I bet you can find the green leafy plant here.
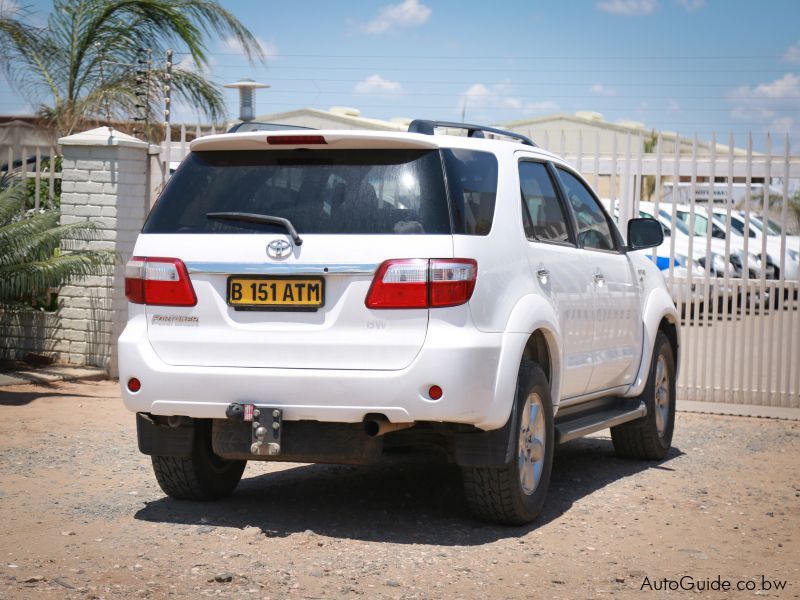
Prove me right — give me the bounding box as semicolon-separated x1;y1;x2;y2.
0;176;114;310
0;0;265;136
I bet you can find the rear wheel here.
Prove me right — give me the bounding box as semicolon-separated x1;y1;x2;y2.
611;331;675;460
151;420;246;500
461;362;554;525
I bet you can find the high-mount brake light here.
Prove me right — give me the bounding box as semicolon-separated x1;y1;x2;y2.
266;135;327;145
365;259;477;309
124;257;197;306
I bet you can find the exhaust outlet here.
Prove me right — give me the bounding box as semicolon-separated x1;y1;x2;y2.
363;416;414;437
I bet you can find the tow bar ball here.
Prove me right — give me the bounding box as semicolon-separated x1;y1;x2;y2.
226;402;283;457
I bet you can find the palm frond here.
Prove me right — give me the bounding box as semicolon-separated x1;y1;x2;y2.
0;182;28;225
0;250;115;305
0;219;105;266
0;180;115;308
2;0;264;135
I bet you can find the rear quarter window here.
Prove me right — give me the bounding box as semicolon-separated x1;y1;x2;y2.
442;149;498;236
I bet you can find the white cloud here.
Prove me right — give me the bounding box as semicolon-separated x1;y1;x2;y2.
675;0;705;11
176;55;215;76
221;36;277;60
590;83;617;97
365;0;431;34
525;101;560;113
769;117;795;136
353;74;403;94
731;73;800;101
596;0;658;16
729;73;800;123
458;82;558;116
783;41;800;64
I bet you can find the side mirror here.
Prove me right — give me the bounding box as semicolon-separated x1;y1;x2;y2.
627;218;664;251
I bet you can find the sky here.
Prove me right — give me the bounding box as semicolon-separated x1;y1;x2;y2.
1;0;799;151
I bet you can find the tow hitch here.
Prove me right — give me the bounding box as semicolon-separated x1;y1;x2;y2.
225;403;283;456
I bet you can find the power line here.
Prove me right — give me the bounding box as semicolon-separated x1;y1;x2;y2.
171;52;788;60
192;65;794;74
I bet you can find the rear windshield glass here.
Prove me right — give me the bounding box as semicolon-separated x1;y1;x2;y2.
442;149;498;235
143;149;451;235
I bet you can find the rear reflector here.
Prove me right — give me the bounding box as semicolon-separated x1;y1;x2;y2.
124;257;197;306
365;259;477;309
267;135;327;145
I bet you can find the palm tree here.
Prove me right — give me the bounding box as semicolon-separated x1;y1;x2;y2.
0;0;264;136
0;176;114;309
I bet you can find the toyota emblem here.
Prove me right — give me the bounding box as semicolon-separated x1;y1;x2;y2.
267;239;292;259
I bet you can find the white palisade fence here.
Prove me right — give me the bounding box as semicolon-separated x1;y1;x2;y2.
1;144;62;209
542;129;799;409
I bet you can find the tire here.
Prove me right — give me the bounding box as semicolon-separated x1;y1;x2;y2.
461;362;554;526
151;420;246;500
611;330;676;460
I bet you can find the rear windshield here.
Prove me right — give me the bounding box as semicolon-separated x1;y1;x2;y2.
143;149;451;235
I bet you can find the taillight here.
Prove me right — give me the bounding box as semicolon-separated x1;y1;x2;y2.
124;257;197;306
365;259;477;309
366;259;428;308
429;259;478;307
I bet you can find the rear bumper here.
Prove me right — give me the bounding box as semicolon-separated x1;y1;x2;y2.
118;313;513;430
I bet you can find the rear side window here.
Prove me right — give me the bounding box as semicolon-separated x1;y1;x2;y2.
519;161;571;244
442;149;498;235
144;150;451;235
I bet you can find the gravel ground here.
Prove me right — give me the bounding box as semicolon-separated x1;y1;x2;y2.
0;380;798;599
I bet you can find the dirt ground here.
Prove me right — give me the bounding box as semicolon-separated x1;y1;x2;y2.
0;380;798;599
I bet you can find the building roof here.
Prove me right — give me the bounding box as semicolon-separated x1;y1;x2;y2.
248;107;408;132
501;112;752;156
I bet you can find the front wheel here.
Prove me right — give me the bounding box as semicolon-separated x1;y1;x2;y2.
151;420;246;500
461;362;554;525
611;330;676;460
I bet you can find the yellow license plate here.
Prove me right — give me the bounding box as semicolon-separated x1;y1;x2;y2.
227;276;324;309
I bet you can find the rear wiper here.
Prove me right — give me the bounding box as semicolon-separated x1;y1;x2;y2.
206;212;303;246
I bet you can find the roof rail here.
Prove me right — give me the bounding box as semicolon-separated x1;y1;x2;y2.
408;119;536;147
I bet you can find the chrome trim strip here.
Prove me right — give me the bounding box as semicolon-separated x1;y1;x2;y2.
185;262;378;276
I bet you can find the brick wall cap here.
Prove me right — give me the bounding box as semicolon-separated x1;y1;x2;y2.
58;127;148;149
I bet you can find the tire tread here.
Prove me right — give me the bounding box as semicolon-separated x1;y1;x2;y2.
151;455;206;500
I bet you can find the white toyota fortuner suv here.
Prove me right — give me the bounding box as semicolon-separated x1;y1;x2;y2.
119;120;679;525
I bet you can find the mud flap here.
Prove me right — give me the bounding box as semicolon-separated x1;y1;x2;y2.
136;413;194;457
452;400;518;468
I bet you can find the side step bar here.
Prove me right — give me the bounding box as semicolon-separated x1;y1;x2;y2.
555;401;647;444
